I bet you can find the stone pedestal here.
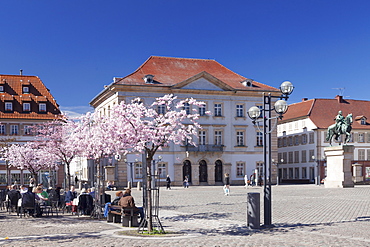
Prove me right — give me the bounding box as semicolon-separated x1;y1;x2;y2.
324;145;354;188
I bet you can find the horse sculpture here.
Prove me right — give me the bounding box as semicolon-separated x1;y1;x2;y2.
326;113;352;145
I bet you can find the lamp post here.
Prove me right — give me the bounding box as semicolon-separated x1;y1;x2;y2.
248;81;294;227
312;155;325;185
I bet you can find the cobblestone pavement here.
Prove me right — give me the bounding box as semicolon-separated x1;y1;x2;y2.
1;185;370;246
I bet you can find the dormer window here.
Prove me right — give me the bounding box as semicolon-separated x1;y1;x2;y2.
143;74;154;84
23;102;31;112
5;102;13;112
0;85;4;92
22;86;29;94
241;80;253;87
361;118;367;125
39;103;46;113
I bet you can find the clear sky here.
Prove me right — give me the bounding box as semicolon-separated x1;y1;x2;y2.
1;1;370;116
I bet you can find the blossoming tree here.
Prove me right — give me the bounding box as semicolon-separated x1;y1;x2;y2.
34;117;83;188
110;94;208;232
3;142;59;184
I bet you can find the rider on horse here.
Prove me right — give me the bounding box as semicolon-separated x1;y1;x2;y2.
334;111;345;138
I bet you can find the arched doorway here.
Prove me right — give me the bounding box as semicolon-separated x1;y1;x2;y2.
183;160;192;183
215;160;223;183
199;160;208;183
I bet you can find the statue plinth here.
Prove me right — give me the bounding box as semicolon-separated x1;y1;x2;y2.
324;145;354;188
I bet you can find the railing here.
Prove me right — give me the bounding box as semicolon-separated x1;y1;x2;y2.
184;144;224;152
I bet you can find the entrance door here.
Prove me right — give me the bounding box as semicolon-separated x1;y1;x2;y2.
199;160;208;182
183;160;192;183
215;160;223;182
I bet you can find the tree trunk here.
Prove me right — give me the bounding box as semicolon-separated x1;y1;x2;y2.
66;162;71;189
146;156;153;232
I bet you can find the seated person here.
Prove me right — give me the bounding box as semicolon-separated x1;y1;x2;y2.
111;191;123;205
106;181;115;191
118;189;144;222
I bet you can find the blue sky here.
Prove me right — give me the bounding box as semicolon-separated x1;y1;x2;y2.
1;1;370;116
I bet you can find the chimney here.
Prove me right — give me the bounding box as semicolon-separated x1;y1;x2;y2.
302;98;308;102
20;69;23;76
335;95;343;103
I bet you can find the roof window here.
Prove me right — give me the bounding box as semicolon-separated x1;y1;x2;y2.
143;74;154;84
241;80;253;87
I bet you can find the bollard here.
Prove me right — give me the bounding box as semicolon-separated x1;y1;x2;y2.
127;181;132;189
247;192;260;229
137;181;141;191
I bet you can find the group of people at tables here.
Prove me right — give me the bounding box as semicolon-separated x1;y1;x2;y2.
5;184;144;222
6;184;58;217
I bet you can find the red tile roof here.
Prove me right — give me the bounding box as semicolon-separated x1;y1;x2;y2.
115;56;279;92
282;96;370;129
0;75;61;120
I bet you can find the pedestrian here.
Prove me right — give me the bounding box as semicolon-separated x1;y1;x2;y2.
244;174;249;188
183;176;189;188
224;173;230;196
166;175;171;190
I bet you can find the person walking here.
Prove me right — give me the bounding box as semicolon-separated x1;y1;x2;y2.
183;176;189;188
166;175;171;190
224;173;230;196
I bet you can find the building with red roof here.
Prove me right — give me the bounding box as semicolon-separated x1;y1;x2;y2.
0;72;63;189
278;95;370;184
90;56;282;187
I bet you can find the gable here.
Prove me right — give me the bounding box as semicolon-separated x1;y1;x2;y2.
182;78;224;91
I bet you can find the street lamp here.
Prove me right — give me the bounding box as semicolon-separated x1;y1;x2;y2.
312;155;325;185
247;81;294;227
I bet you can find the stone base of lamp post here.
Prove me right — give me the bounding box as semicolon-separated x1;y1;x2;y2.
324;145;354;188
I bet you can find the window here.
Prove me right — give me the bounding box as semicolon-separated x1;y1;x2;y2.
22;86;29;93
236;162;245;177
294;135;299;145
183;102;190;114
288;152;293;163
282;153;287;164
5;102;12;112
294;151;299;163
301;134;307;144
215;131;222;145
199;130;206;145
10;173;20;184
23;102;31;112
39;103;46;112
309;132;314;143
309;150;315;162
10;125;18;135
157;105;166;115
367;150;370;161
135;163;143;179
214;104;222;117
361;118;366;125
288;136;293;146
278;138;282;148
0;85;4;92
256;162;264;177
295;167;299;179
358;149;365;160
256;132;263;146
0;173;6;184
198;106;206;116
302;167;307;178
283;137;287;147
301;150;307;163
24;125;32;135
157;163;166;179
359;133;365;143
0;125;5;135
289;168;293;179
236;131;244;146
236;104;244;117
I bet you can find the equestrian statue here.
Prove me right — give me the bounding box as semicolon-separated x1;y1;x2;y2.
326;111;353;145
